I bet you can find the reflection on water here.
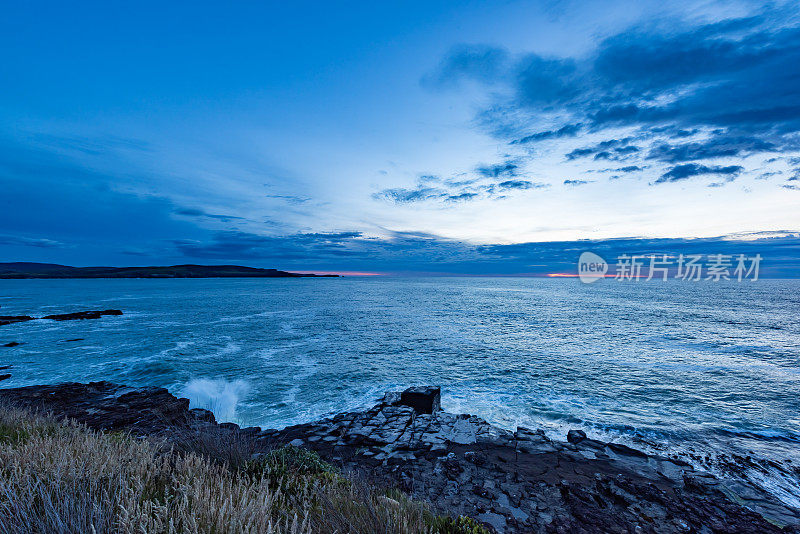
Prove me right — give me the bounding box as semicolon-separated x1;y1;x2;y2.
1;277;799;504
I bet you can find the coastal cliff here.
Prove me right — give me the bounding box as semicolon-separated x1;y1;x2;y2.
0;263;338;278
1;382;798;533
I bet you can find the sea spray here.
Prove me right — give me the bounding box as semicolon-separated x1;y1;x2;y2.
181;378;250;422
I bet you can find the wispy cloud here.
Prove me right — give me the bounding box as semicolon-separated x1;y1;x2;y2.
373;166;548;205
174;208;245;222
0;234;63;248
656;164;743;183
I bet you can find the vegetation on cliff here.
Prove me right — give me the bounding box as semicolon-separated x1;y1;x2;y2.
0;406;486;533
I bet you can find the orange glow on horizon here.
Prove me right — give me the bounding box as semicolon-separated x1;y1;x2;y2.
290;271;386;276
546;273;620;278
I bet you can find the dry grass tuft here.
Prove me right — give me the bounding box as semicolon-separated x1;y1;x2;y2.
0;407;488;533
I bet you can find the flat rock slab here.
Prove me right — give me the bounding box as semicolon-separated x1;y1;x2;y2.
0;310;123;325
1;382;798;534
42;310;123;321
0;316;34;326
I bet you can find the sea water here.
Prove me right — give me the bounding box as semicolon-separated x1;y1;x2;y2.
1;277;799;505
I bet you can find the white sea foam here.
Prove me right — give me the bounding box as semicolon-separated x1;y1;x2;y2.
215;311;282;323
194;341;242;360
181;378;250;422
256;342;306;361
281;354;318;406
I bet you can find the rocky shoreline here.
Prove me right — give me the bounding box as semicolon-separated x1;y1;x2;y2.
0;382;798;533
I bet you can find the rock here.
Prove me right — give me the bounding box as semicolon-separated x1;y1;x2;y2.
42;310;123;321
397;386;441;414
2;342;21;347
567;429;587;444
0;382;195;435
477;511;507;532
1;310;123;325
61;338;84;343
189;408;216;423
608;442;649;458
0;382;798;534
0;316;34;326
0;374;10;382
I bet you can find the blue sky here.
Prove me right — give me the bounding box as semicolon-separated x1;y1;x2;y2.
1;0;799;275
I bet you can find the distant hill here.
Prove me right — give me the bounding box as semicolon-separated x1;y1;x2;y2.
0;263;338;279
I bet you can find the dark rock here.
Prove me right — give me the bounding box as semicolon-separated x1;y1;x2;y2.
0;374;10;382
608;442;649;458
397;385;441;414
0;382;194;435
61;338;85;342
0;382;798;534
567;429;587;444
0;316;34;326
2;342;21;347
42;310;123;321
190;408;216;423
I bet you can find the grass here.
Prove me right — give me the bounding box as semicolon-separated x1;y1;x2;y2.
0;407;490;533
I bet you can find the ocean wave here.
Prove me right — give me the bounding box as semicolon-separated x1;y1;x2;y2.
181;378;250;423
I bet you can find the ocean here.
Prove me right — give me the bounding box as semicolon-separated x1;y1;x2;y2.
1;277;799;506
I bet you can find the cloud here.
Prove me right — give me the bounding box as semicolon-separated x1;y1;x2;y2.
427;7;800;184
497;180;542;190
32;133;151;156
647;137;777;163
656;163;744;183
0;234;63;248
173;230;369;260
566;138;639;161
444;192;480;202
172;229;481;270
170;228;800;277
0;137;220;264
511;123;582;144
264;194;311;204
174;208;245;222
373;186;453;204
476;161;519;178
423;44;509;88
565;148;595;160
374;159;549;204
564;179;590;186
474;231;800;278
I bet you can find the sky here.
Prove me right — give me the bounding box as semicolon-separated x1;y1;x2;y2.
1;0;799;275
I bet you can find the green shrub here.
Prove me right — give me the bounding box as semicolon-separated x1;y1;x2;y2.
255;445;338;477
426;514;493;534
